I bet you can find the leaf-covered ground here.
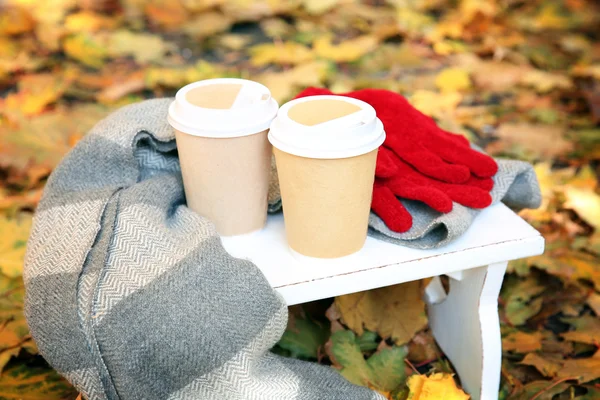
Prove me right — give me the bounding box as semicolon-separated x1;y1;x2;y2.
1;0;599;399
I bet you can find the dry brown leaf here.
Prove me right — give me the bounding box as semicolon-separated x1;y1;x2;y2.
560;316;600;345
520;352;562;377
586;292;600;316
492;123;573;159
502;331;544;353
335;281;428;345
0;7;35;36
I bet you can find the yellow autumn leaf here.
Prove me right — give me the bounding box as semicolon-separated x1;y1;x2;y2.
63;33;107;69
0;214;32;278
571;64;600;80
183;11;233;39
313;35;379;63
435;68;471;92
302;0;339;15
250;42;314;66
254;61;329;103
520;70;573;93
409;90;462;118
107;30;173;64
407;373;470;400
64;11;118;33
563;187;600;229
0;6;35;36
1;72;73;117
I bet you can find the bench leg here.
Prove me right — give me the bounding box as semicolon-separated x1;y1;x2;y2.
424;262;508;400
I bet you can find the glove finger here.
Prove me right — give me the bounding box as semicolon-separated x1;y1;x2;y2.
398;146;470;184
467;175;494;191
375;147;398;178
445;185;493;209
386;178;453;213
432;141;498;178
372;184;413;233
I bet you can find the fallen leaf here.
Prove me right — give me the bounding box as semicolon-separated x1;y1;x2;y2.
563;186;600;229
560;316;600;345
328;330;408;393
506;380;571;400
250;41;314;66
520;70;573;93
435;68;471;93
183;11;233;39
0;214;32;278
0;273;36;372
492;123;572;159
528;250;600;291
502;331;543;353
276;315;329;359
1;72;73;118
409;90;462;118
302;0;339;15
107;30;174;64
0;7;35;36
64;11;119;33
586;292;600;316
559;357;600;383
407;330;442;364
406;373;469;400
520;352;562;377
500;275;545;325
63;33;108;69
0;104;112;170
313;35;379;63
144;1;188;30
571;64;600;80
0;362;77;399
254;61;329;103
335;281;428;346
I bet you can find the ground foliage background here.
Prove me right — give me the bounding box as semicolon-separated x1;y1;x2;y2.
0;0;599;399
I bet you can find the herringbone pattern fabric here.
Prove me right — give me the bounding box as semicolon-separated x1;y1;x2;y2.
24;99;384;400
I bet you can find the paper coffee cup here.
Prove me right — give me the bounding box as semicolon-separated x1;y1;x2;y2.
168;78;278;236
268;95;385;258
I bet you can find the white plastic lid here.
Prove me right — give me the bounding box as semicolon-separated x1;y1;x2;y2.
268;95;385;159
168;78;279;138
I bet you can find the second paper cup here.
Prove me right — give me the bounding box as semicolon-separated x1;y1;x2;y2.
269;95;385;259
168;78;278;236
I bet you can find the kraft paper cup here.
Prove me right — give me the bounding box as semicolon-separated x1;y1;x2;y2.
168;78;278;236
269;95;385;259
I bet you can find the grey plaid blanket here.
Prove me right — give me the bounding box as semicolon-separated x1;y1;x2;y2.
24;99;384;400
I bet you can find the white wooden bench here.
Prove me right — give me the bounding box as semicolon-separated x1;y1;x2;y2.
221;203;545;400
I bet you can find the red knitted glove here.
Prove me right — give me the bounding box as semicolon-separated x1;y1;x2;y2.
294;87;497;233
372;147;493;232
295;87;498;183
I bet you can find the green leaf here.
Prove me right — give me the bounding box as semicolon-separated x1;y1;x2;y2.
357;330;379;352
329;330;408;392
276;317;329;359
0;362;77;399
367;346;408;392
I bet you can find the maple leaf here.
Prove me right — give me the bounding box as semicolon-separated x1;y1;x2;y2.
335;281;428;346
327;330;408;393
313;35;379;63
406;373;469;400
